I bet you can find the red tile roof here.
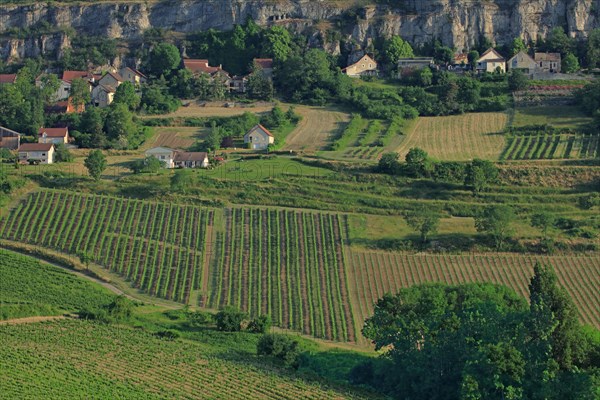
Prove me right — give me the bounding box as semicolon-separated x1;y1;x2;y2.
18;143;54;152
247;124;274;138
174;151;208;162
254;58;273;69
183;59;224;75
0;74;17;84
39;127;69;137
62;71;91;83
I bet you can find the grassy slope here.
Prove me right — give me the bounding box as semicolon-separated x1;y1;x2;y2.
0;249;114;320
512;105;593;130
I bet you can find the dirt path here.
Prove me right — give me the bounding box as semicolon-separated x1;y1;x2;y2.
0;315;68;326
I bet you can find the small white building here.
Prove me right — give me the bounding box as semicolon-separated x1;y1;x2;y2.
244;124;275;150
18;143;55;164
145;147;209;169
477;48;506;73
38;127;69;145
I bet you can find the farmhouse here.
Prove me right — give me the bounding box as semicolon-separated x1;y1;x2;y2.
0;74;17;84
38;127;69;145
477;48;506;73
342;55;378;77
119;67;147;86
244;124;275;150
18;143;55;164
184;59;232;90
535;52;561;73
92;71;124;107
145;147;209;169
253;58;274;79
0;126;21;150
508;51;538;78
38;71;95;101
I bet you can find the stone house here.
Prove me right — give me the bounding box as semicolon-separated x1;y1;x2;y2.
477;48;506;73
244;124;275;150
18;143;55;164
507;51;538;78
92;71;124;107
343;55;378;78
119;67;147;86
535;53;561;73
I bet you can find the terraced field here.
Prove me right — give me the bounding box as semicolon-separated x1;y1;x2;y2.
347;250;600;339
396;112;508;161
0;320;370;400
208;208;355;342
0;191;213;304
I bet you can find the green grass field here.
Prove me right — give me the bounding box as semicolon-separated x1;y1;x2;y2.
0;250;114;320
513;106;594;130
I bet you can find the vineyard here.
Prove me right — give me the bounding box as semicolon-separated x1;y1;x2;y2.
207;208;355;342
501;127;599;160
0;190;213;305
0;250;113;320
0;320;371;399
347;250;600;339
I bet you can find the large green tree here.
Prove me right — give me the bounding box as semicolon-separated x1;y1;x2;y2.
146;43;181;78
113;81;140;111
475;205;515;250
84;150;107;181
383;36;414;65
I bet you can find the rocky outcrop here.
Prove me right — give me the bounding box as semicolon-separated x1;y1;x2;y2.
0;0;599;61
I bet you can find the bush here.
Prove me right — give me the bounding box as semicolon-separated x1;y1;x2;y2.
215;306;247;332
257;334;301;368
578;193;600;210
247;314;272;334
155;330;181;340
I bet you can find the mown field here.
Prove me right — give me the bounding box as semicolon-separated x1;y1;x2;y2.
207;208;355;342
513;105;593;130
347;250;600;340
0;320;370;400
0;191;214;304
0;250;114;320
283;106;350;152
396;112;508;161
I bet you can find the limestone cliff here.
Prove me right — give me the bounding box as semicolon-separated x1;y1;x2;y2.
1;0;599;61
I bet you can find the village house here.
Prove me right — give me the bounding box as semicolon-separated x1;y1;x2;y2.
0;126;21;150
476;48;506;73
184;59;232;91
342;54;378;78
244;124;275;150
0;74;17;85
38;127;69;145
145;147;209;169
535;52;561;73
92;71;124;107
253;58;274;79
45;98;86;114
118;67;147;86
36;71;95;102
507;51;538;78
18;143;55;164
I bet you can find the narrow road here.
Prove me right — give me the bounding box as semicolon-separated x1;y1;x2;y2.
0;315;67;326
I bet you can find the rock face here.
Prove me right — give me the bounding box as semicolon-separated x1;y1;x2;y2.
1;0;599;61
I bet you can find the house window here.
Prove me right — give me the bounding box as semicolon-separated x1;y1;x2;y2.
369;64;372;68
42;153;46;156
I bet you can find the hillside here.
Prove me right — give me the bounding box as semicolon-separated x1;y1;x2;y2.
1;0;599;61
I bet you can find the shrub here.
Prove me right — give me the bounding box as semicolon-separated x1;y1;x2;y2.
215;306;247;332
247;314;272;334
257;334;301;368
155;330;181;340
